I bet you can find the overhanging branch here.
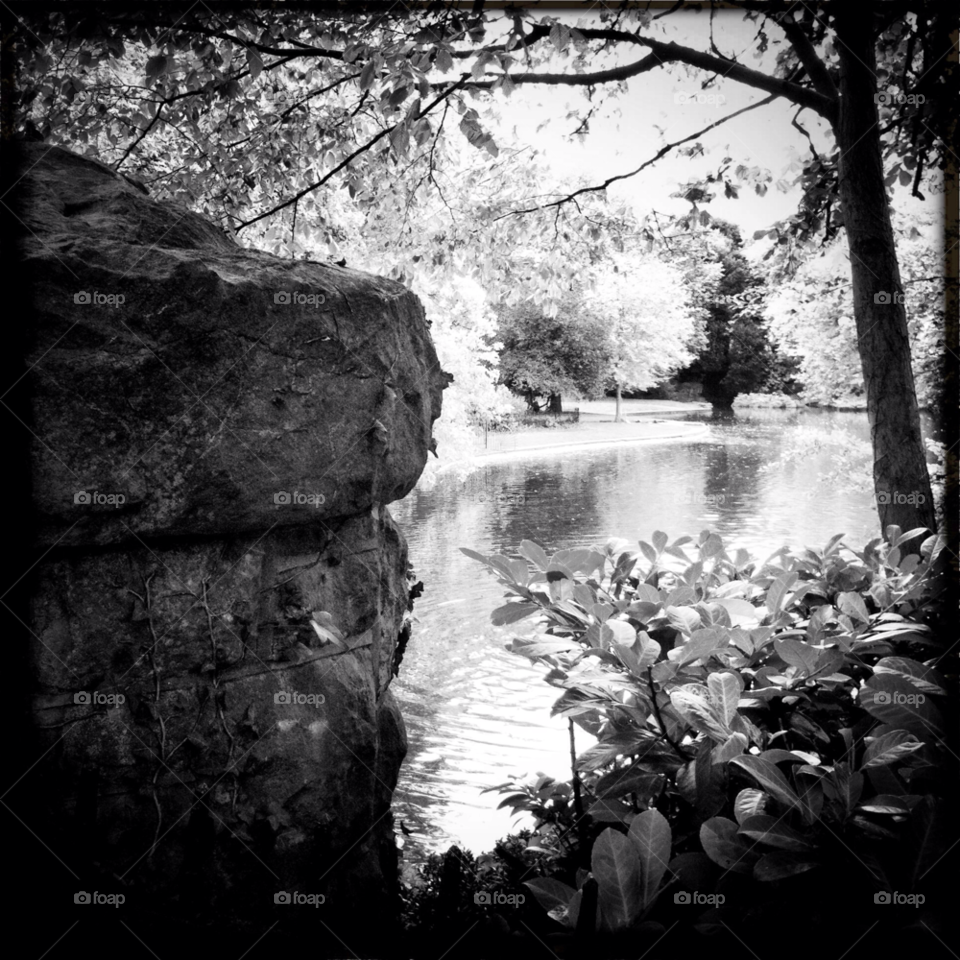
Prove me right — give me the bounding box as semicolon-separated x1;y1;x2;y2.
493;93;779;221
235;75;469;231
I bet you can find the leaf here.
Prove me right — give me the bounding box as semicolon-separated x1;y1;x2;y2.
145;54;168;81
836;591;870;623
753;853;819;881
766;571;799;615
730;755;804;812
614;631;661;677
595;766;662;801
524;877;577;914
700;817;757;874
666;605;701;637
505;636;581;659
713;598;761;626
601;620;636;647
860;675;944;736
737;815;816;852
490;602;539;626
519;539;550;571
873;657;946;695
775;638;822;676
712;733;748;765
629;808;672;909
920;533;945;560
591;828;643;930
434;46;454;74
670;685;728;740
460;546;491;566
861;729;924;769
634;583;661;604
857;795;911;814
588;798;636;824
246;48;263;80
652;530;669;554
639;541;658;565
734;788;767;825
891;526;929;549
707;672;742;725
675;627;724;665
553;548;605;576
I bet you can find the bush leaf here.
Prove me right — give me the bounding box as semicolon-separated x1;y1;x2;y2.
591;828;643;930
730;755;804;811
629;807;672;909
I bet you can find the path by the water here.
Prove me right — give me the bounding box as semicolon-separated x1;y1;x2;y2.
475;399;711;457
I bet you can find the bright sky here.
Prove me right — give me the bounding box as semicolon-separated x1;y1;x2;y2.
486;8;836;237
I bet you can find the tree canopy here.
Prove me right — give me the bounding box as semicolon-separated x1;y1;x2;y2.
5;0;956;539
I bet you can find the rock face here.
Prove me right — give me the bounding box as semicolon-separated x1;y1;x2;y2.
15;144;447;940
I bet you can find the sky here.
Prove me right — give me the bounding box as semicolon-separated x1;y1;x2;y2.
485;7;836;237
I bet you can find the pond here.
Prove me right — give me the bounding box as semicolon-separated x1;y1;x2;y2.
387;408;905;861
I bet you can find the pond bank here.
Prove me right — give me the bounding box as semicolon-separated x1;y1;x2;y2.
475;418;709;458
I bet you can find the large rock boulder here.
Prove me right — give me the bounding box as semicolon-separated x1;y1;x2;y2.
14;143;447;945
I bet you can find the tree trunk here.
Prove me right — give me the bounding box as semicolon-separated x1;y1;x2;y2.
833;11;936;537
547;393;563;415
615;380;623;422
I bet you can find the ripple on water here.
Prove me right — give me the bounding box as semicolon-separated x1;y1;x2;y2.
390;410;883;856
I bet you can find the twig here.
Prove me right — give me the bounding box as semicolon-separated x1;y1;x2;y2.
494;93;778;221
647;667;691;760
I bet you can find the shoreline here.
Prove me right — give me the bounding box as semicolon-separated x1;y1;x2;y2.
473;419;710;460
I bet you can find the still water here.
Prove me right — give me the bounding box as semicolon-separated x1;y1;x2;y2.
388;408;884;859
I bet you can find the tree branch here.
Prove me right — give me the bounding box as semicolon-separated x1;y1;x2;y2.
774;10;839;105
462;25;836;120
235;76;468;231
444;50;667;89
494;92;779;221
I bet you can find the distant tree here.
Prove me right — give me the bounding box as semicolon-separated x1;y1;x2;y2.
587;253;697;421
496;292;609;414
693;245;801;404
766;204;943;409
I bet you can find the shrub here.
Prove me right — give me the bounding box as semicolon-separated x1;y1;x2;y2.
464;527;956;954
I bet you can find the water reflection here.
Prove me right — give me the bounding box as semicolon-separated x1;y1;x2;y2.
389;409;883;859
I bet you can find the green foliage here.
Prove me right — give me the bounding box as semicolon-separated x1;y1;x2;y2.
657;220;801;403
399;834;550;933
496;291;610;412
464;526;955;941
588;252;698;400
765;204;944;408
